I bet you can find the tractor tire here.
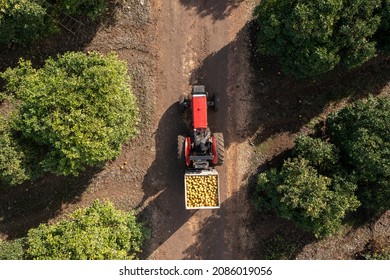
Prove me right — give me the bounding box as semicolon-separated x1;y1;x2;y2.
214;132;225;165
213;94;220;112
179;94;187;113
178;135;186;163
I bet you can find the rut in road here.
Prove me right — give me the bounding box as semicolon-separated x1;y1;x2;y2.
143;0;256;259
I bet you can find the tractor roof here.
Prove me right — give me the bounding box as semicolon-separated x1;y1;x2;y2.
192;94;208;129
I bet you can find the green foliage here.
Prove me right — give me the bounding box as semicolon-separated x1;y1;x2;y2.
254;96;389;238
294;135;339;172
254;0;382;77
0;0;110;44
0;0;54;44
0;238;26;260
338;0;381;68
376;0;390;52
54;0;108;20
0;58;35;99
0;118;30;186
361;250;390;260
381;0;390;31
2;52;139;177
0;92;6;102
326;96;390;210
26;200;146;260
255;157;360;238
261;234;298;260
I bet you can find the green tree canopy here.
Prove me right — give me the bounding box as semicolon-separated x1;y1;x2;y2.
0;0;54;44
0;118;30;186
26;200;146;260
1;51;138;177
375;0;390;52
326;96;390;210
53;0;108;20
293;135;339;173
255;157;360;238
254;96;389;238
0;0;110;44
0;239;25;260
254;0;383;77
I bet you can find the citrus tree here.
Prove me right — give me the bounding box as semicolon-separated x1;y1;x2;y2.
254;96;389;238
0;118;30;186
255;157;360;238
0;239;25;260
1;51;138;177
293;135;339;173
376;0;390;52
254;0;383;77
327;96;390;210
0;0;54;44
26;200;146;260
53;0;108;20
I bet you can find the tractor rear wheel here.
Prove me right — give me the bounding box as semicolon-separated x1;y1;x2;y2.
214;132;225;165
178;135;186;163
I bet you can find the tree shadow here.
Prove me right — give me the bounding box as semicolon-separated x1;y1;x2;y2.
248;20;390;146
137;103;196;258
0;167;102;239
179;0;244;21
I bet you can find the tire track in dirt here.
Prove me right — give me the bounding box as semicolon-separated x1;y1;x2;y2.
146;0;256;259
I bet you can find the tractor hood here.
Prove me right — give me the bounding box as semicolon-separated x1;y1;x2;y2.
192;94;208;129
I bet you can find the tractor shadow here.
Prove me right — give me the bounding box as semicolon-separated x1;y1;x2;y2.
179;0;244;21
138;103;196;258
187;33;231;150
247;20;390;146
0;167;101;239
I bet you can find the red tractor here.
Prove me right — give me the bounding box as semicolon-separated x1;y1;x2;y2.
178;85;225;169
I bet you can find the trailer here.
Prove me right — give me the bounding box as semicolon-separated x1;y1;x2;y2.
184;169;220;209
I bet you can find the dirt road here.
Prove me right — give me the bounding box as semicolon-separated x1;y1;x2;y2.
140;0;256;259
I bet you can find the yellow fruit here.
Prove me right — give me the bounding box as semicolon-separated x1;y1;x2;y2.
185;175;218;208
